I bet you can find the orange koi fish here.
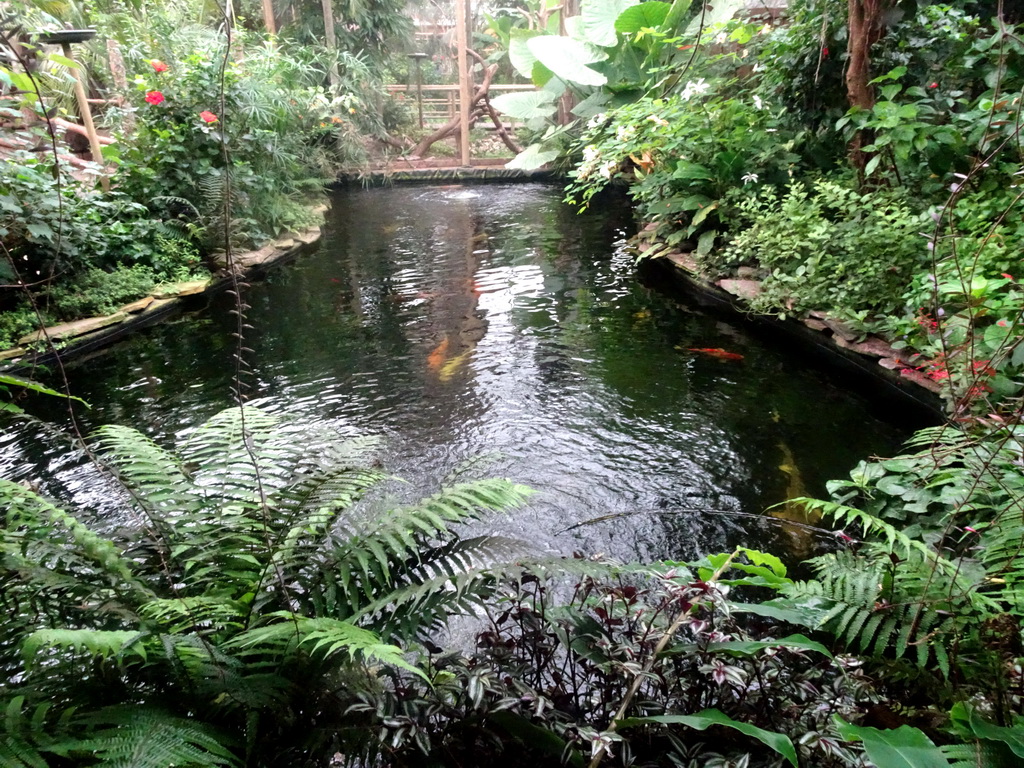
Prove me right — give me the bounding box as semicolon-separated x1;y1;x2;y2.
427;336;450;371
684;347;744;361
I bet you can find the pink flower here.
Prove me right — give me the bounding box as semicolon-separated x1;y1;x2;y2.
822;47;829;57
199;111;218;123
929;82;939;89
1001;273;1015;281
151;60;169;73
144;90;165;105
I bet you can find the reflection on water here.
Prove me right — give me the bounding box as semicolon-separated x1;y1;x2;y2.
1;184;912;562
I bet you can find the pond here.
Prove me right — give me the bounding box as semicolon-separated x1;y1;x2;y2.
2;183;916;563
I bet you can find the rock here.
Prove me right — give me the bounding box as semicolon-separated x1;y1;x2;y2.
802;317;828;332
121;296;154;314
717;278;763;301
899;367;944;393
140;298;175;316
273;237;298;250
735;266;759;279
0;346;25;361
667;252;699;273
835;336;896;358
151;280;210;298
878;357;902;370
297;227;321;245
808;309;829;320
234;245;276;269
823;316;860;342
19;312;128;345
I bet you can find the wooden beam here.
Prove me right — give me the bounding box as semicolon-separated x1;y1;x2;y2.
455;0;471;166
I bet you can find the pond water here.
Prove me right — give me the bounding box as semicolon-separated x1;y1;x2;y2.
2;183;916;563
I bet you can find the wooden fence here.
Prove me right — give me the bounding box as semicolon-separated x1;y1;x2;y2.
385;83;536;128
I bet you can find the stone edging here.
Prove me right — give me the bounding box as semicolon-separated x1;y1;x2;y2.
641;241;945;417
335;167;557;186
0;218;326;374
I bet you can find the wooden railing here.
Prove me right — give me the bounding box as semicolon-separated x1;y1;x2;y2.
385;83;535;127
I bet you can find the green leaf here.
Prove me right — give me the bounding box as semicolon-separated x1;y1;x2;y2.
700;633;833;658
619;710;798;767
616;1;671;34
836;719;947;768
683;0;744;38
581;0;639;47
696;229;716;257
527;36;608;87
571;90;611;118
490;90;558;120
506;143;560;170
509;29;544;80
0;374;89;407
45;53;80;69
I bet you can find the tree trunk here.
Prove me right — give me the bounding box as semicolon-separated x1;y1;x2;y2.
321;0;340;87
845;0;886;175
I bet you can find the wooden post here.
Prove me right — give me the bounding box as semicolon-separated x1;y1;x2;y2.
321;0;340;86
262;0;277;34
61;42;108;190
455;0;471;166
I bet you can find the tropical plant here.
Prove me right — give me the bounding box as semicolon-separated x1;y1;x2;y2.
355;547;874;767
721;178;930;320
0;406;535;766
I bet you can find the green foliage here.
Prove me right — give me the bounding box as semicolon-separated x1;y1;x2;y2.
565;88;801;252
45;265;158;320
722;179;930;319
0;406;536;765
357;550;871;767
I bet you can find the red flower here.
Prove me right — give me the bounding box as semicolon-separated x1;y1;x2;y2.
199;110;219;123
151;60;169;73
822;47;829;57
1001;272;1014;281
144;90;165;105
929;82;939;89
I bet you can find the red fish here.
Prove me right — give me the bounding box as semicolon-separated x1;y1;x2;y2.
684;347;744;361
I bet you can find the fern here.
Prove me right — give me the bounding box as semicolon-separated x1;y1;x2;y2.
784;550;957;675
75;707;238;767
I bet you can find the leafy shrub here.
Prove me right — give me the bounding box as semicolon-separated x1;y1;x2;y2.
46;265;158;320
358;548;871;767
722;179;930;319
0;152;169;279
565;89;803;256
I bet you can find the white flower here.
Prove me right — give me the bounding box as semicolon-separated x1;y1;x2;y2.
752;94;764;110
742;172;759;184
646;114;669;126
615;124;636;142
680;77;710;101
714;31;728;44
598;160;618;179
582;144;600;162
587;112;607;129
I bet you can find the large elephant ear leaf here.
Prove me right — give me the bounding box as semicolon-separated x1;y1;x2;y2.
615;1;670;34
509;29;544;79
527;36;608;87
506;143;560;171
581;0;639;47
490;90;558;121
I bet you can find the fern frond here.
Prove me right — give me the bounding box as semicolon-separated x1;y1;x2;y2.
0;478;152;607
224;613;427;680
791;497;958;574
75;707;238;768
93;424;202;516
23;629;149;666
